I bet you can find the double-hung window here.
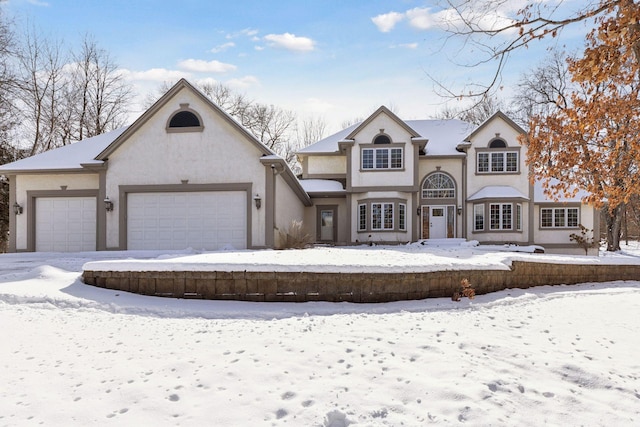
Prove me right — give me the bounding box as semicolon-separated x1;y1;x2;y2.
474;204;485;231
541;207;579;228
362;148;403;170
358;204;367;231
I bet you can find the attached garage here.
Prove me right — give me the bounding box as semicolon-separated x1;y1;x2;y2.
35;197;97;252
126;191;247;250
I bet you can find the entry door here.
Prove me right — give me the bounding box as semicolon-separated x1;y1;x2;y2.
429;206;447;239
317;206;337;242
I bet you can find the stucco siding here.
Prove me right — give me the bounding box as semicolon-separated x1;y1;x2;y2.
14;174;99;250
305;155;346;177
103;87;268;249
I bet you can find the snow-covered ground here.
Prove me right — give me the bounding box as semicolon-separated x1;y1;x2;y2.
1;243;639;426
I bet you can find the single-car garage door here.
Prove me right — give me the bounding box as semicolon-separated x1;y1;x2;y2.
35;197;97;252
127;191;247;250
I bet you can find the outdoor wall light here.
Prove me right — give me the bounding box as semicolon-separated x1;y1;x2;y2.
416;207;421;216
104;197;114;212
254;194;262;209
457;206;462;215
13;202;23;215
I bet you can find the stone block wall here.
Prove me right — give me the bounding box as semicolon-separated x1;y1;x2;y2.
81;261;640;303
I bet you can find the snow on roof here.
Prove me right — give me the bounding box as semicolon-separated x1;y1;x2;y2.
297;119;474;156
0;127;127;172
299;179;345;194
534;178;590;203
468;186;530;201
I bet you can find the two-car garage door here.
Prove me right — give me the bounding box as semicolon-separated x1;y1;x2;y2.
127;191;247;251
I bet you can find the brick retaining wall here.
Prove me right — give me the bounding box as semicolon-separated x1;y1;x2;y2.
81;261;640;303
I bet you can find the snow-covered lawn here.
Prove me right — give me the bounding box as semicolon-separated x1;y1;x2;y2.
1;244;639;426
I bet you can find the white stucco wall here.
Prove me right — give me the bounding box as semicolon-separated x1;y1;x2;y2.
533;204;596;246
274;175;306;248
103;87;268;248
13;173;99;250
350;115;415;188
351;191;414;244
466;116;530;198
304;155;346;177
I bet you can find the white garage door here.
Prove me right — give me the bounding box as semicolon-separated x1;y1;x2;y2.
127;191;247;250
35;197;97;252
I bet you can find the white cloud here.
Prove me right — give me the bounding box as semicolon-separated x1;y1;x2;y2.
406;7;435;30
304;97;334;114
121;68;188;82
226;28;259;39
177;59;237;73
264;33;315;52
393;43;419;49
226;76;259;89
210;42;235;53
372;3;518;34
371;11;405;33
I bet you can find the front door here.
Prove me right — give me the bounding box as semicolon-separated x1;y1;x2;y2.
421;205;455;239
317;205;337;242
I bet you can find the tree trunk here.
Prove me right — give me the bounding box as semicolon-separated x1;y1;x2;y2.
605;203;624;251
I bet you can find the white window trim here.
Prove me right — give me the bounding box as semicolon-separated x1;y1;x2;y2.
473;204;485;231
490;203;513;230
477;151;519;173
358;204;367;231
399;203;406;231
362;147;403;170
371;202;395;231
541;207;580;228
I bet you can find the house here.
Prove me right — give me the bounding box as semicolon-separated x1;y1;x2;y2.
296;106;598;254
0;79;598;254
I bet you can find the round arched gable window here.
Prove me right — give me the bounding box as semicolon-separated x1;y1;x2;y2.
166;104;204;133
489;138;507;148
373;134;391;144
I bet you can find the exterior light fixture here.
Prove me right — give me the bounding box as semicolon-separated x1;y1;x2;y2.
253;194;262;209
104;197;114;212
13;202;23;215
416;207;421;216
457;206;462;215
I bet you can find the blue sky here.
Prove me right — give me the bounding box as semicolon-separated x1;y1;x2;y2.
4;0;591;132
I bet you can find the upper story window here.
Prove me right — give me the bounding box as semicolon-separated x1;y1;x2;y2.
362;147;403;170
477;138;519;173
166;104;204;133
422;172;455;198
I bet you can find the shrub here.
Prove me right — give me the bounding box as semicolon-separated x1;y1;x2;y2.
570;224;597;255
278;219;312;249
452;278;475;301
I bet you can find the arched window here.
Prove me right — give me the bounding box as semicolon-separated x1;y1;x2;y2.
166;104;204;132
169;111;201;127
374;135;391;144
422;172;455;198
489;138;507;148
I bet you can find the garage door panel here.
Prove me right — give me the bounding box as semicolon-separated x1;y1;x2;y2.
127;191;247;251
36;197;96;252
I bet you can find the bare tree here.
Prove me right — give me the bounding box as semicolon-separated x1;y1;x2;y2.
0;6;18;252
433;0;640;98
434;94;504;125
15;27;68;155
70;35;132;140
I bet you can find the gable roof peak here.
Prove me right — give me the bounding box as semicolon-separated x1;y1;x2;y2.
464;110;526;142
346;105;420;140
95;78;274;160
